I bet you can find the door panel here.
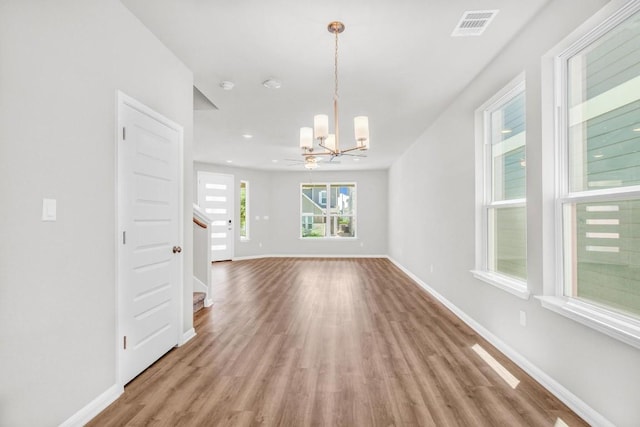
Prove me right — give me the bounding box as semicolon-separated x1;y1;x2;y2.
118;94;182;385
197;172;234;261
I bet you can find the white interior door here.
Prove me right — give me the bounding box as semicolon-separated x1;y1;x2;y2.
197;172;234;261
118;93;182;385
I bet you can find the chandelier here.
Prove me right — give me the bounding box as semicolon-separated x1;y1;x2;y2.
299;21;370;169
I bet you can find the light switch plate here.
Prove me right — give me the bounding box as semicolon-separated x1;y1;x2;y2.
42;198;57;221
519;310;527;327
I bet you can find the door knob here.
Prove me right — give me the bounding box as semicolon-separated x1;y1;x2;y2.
172;246;182;254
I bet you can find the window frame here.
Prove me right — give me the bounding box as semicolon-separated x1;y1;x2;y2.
239;180;249;241
538;0;640;350
472;74;530;299
300;182;357;240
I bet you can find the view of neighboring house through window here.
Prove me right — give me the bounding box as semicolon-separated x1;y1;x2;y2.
301;183;356;238
473;75;527;296
240;180;248;240
559;8;640;318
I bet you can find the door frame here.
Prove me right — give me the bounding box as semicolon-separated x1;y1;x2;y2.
115;91;184;387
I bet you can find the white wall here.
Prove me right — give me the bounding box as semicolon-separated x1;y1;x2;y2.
194;164;388;257
270;170;388;256
0;1;193;426
388;1;640;426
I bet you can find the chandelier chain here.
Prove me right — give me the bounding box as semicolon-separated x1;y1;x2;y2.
334;28;339;100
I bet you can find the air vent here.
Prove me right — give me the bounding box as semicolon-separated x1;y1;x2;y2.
451;10;499;37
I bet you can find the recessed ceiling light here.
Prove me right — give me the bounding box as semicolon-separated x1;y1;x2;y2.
271;159;278;163
593;153;604;158
353;158;360;162
633;127;640;132
262;79;282;89
220;81;235;90
501;129;512;134
242;134;253;139
226;160;233;163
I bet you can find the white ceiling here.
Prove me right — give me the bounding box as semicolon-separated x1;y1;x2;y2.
122;0;550;171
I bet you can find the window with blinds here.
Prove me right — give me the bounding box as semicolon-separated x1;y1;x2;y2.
561;9;640;318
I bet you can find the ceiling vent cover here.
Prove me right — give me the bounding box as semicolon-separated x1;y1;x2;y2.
451;10;499;37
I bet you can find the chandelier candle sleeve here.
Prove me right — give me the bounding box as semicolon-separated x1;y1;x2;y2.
314;115;329;140
300;127;313;149
354;116;369;144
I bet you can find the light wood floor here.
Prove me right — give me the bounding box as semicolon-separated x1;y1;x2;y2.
89;258;587;426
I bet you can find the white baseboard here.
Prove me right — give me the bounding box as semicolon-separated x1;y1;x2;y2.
179;328;196;346
387;256;614;427
204;298;213;307
59;384;122;427
232;253;387;261
232;254;265;261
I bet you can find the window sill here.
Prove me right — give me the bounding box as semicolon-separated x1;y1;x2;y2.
471;270;530;300
536;296;640;350
299;237;358;241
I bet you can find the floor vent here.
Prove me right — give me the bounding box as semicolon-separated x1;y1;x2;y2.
451;10;499;37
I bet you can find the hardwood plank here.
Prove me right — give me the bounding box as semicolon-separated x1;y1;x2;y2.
88;258;588;426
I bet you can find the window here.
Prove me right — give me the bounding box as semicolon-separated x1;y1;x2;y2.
540;2;640;349
301;183;356;238
240;180;248;240
473;75;529;298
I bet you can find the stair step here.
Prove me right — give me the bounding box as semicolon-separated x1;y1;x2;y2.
193;292;206;313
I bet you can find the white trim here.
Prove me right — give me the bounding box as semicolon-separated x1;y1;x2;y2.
489;198;526;208
537;296;640;350
561;187;640;203
193;276;207;293
471;270;530;299
179;328;196;346
388;257;614;427
300;182;357;239
473;73;528;298
193;276;212;307
542;0;640;348
232;254;387;261
59;384;123;427
297;237;359;241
